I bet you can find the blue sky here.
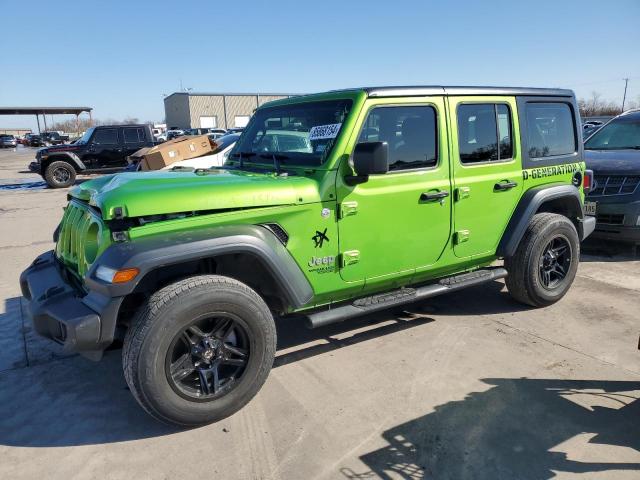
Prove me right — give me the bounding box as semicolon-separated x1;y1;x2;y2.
1;0;639;129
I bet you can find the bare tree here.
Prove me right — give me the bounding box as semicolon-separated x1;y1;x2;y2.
50;116;153;134
578;91;623;117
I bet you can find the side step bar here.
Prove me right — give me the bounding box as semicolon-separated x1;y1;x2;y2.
306;267;508;329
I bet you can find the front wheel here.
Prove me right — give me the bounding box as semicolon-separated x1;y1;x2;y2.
505;213;580;307
123;275;276;427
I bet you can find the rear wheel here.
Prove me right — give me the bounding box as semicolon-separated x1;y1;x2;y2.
505;213;580;307
44;160;76;188
123;275;276;427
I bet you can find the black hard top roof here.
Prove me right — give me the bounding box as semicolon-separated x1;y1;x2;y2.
354;86;574;98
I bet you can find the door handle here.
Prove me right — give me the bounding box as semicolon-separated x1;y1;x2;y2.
420;190;449;201
494;180;518;191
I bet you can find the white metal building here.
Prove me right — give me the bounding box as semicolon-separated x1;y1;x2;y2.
163;92;297;130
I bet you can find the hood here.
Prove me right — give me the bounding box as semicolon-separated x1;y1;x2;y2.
585;149;640;175
70;169;321;220
39;144;81;154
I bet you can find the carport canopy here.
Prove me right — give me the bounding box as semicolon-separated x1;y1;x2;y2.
0;106;93;134
0;107;92;115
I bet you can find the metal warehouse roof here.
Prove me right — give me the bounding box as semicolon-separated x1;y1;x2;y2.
164;92;298;99
0;106;93;115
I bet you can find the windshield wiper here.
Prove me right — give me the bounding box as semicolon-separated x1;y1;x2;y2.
230;151;256;169
259;153;289;175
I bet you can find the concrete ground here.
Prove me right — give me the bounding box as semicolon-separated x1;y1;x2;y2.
0;146;638;480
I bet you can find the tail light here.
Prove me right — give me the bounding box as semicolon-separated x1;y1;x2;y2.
583;169;593;194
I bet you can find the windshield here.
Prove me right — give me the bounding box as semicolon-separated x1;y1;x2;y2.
76;127;95;145
228;99;353;167
585;114;640;150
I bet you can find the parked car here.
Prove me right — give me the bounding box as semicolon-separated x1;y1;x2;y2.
166;129;185;141
0;134;18;148
29;124;156;188
184;128;212;136
20;86;595;427
583;125;602;140
25;133;44;147
162;133;240;170
41;131;66;145
583;120;604;129
584;109;640;243
225;127;244;134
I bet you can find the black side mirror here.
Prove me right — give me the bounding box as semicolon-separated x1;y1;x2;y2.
346;141;388;185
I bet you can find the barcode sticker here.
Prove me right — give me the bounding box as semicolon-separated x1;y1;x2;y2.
309;123;342;140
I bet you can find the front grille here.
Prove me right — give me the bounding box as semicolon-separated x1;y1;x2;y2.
596;213;625;225
590;175;640;196
55;200;106;277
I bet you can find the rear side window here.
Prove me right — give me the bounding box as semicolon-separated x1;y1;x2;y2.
359;105;437;171
123;127;146;143
457;104;512;164
92;128;118;145
525;103;575;158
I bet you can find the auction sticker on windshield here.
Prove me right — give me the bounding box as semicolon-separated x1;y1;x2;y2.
309;123;342;140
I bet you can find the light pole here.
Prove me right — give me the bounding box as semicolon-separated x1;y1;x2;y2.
622;78;629;112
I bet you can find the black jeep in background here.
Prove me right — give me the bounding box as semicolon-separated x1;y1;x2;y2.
30;124;155;188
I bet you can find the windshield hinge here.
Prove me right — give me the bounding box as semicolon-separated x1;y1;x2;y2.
338;201;358;219
341;250;360;267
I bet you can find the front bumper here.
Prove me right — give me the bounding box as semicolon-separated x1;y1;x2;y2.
29;161;41;173
591;200;640;243
19;251;122;360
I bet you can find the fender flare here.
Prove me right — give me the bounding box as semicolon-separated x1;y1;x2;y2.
43;152;86;170
85;224;314;309
497;184;586;258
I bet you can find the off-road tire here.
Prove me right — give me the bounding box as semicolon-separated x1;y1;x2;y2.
505;213;579;307
44;160;76;188
123;275;277;427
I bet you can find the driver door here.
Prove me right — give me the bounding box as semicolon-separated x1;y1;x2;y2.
336;97;452;284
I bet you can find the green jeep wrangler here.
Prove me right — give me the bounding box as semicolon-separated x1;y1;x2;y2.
20;86;595;426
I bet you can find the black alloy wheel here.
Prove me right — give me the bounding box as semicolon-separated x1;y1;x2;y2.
538;235;572;289
166;315;250;401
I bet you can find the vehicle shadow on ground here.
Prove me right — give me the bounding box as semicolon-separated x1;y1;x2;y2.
0;294;439;447
342;378;640;480
0;280;553;448
581;238;639;261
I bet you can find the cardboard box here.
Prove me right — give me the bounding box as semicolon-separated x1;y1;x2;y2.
140;135;214;171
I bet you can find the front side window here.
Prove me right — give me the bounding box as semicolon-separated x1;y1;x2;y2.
230;99;352;166
585;113;640;150
359;105;437;170
92;128;118;145
525;103;576;158
458;104;512;164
